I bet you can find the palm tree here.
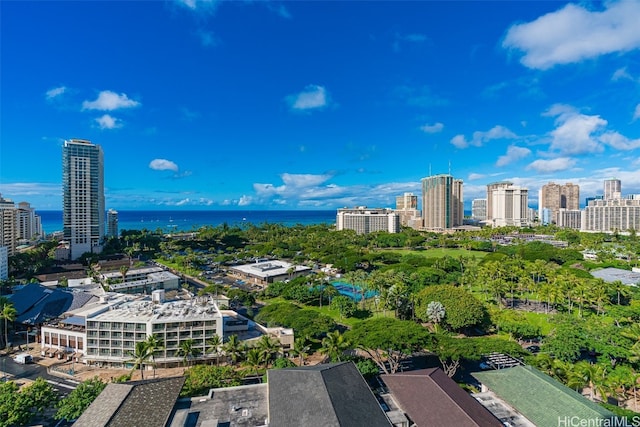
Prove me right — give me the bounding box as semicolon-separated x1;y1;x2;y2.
119;265;129;284
256;335;280;368
569;361;609;401
223;334;243;366
319;331;351;363
178;339;201;367
145;334;164;378
0;300;17;351
242;348;263;380
127;341;153;380
291;337;311;366
206;335;222;366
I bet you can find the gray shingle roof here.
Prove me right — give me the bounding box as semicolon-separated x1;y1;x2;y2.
74;376;185;427
267;362;391;427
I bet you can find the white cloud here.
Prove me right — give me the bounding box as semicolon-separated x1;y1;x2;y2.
238;195;252;206
175;0;220;12
634;104;640;120
612;67;634;81
544;104;607;155
420;122;444;134
46;86;67;100
468;173;486;181
526;157;576;173
450;125;517;149
287;85;329;111
599;131;640;150
450;135;469;149
149;159;179;172
496;145;532;167
503;1;640;70
82;90;141;111
94;114;122;130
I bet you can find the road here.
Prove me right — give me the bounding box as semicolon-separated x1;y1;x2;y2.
1;354;78;397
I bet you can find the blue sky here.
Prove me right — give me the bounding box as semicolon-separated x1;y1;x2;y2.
1;0;639;211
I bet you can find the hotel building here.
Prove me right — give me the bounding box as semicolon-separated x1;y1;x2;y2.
583;198;640;233
489;184;529;228
538;182;580;224
336;207;400;234
394;192;421;228
472;199;487;221
421;174;463;230
63;139;105;260
486;182;512;223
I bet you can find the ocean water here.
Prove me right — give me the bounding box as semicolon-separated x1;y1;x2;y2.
37;210;337;235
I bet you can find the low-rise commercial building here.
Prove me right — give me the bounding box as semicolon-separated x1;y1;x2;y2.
229;260;311;286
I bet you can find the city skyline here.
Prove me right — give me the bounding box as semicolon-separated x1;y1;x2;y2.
1;1;640;211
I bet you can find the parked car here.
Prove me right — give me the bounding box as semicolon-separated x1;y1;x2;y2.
14;353;33;364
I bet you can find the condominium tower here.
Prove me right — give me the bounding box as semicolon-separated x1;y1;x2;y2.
538;182;580;224
421;174;463;230
604;178;622;200
107;209;119;239
63;139;105;260
488;184;529;227
0;195;17;257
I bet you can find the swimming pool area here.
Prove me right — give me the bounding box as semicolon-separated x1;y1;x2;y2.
331;281;379;302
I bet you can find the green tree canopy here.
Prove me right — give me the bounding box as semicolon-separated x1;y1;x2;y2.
345;317;431;374
181;365;241;397
415;285;487;331
55;377;107;421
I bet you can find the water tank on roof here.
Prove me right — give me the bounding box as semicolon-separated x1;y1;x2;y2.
152;289;165;304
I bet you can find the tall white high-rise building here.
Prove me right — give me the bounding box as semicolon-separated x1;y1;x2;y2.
421;174;463;230
486;182;513;222
394;193;421;228
0;195;17;257
107;209;119;238
489;185;529;227
604;178;622;201
17;201;42;241
63;139;105;260
472;198;487;221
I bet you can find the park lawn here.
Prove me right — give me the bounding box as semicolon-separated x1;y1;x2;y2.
383;248;489;260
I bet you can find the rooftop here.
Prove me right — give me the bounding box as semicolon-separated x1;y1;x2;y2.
74;376;185;427
169;384;269;427
473;366;616;427
591;267;640;286
90;296;221;323
230;260;310;279
267;362;391;427
380;368;502;427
